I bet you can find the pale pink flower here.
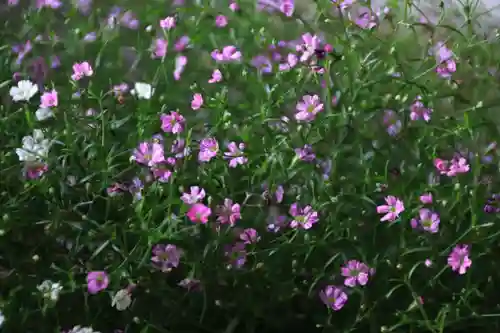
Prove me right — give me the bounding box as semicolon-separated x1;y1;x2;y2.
71;61;93;81
211;46;241;63
174;55;187;80
224;142;248;167
160;111;185;134
191;93;203;110
152;38;168;58
160;16;176;30
86;271;109;294
419;193;433;204
209;69;223;83
295;94;324;122
40;89;58;108
198;137;219;162
181;186;206;205
376;195;404;222
215;15;228;27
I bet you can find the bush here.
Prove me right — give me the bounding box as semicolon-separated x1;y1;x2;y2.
1;0;500;332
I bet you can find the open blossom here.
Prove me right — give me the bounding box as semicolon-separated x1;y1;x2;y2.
209;69;223;83
181;186;206;205
447;244;472;275
434;157;470;176
151;244;182;272
40;89;58;108
187;203;212;223
37;279;63;302
86;271;109;294
160;16;175;29
295;144;315;162
10;79;38;101
71;61;93;81
239;228;260;244
198;137;219;162
410;96;432;122
216;198;241;225
211;45;241;63
160;111;185;134
152;38;168;58
297;33;321;62
289;203;318;229
131;141;165;167
295;94;324;122
16;129;50;162
224;142;248;167
341;260;370;287
111;288;132;311
319;285;347;311
376;195;404;222
410;208;440;233
131;82;154;99
191;93;203;110
419;193;433;204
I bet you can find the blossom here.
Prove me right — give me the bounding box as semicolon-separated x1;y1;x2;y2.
239;228;260;244
295;144;315;162
419;193;433;204
319;285;347;311
10;80;38;101
151;244;182;272
383;109;402;136
447;157;470;176
174;55;187;80
410;208;440;233
191;93;203;110
216;198;241;225
160;111;185;134
160;16;176;29
181;186;206;205
280;0;294;16
208;69;223;83
37;279;63;301
131;141;165;167
71;61;93;81
297;33;321;62
211;46;242;63
224;242;247;269
251;55;273;74
289;203;318;229
447;244;472;275
40;89;58;108
111;288;132;311
187;203;212;223
376;195;404;222
295;94;324;122
131;82;154;99
86;271;109;294
341;260;370;287
215;15;228;27
16;129;50;162
224;142;248;167
198;137;219;162
35;107;54;121
410;96;432;122
152;38;168;58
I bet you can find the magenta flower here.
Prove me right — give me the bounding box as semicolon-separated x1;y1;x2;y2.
376;195;404;222
410;96;432;122
447;244;471;275
131;141;165;167
419;193;433;204
71;61;93;81
319;285;347;311
239;228;260;244
410;208;440;233
208;69;223;83
187;203;212;223
216;198;241;225
224;142;248;167
160;16;176;30
198;137;219;162
152;38;168;58
447;157;470;176
40;89;58;108
215;15;228;27
191;93;203;110
86;271;109;294
181;186;206;205
211;46;242;63
174;55;187;81
160;111;185;134
289;203;318;229
295;94;324;122
151;244;182;272
341;260;370;287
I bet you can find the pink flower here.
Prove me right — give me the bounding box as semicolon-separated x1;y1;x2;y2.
131;141;165;167
215;15;228;27
86;271;109;294
447;157;470;176
410;208;440;233
174;36;190;52
341;260;370;287
71;61;93;81
419;193;433;204
211;46;242;63
198;137;219;162
191;93;203;110
224;142;248;167
289;203;318;229
160;16;176;30
208;69;223;83
447;244;471;275
181;186;206;205
376;195;404;222
239;228;260;244
297;33;321;62
40;89;58;108
187;203;212;223
216;198;241;225
160;111;185;134
295;94;324;122
152;38;168;58
174;55;187;80
410;96;432;122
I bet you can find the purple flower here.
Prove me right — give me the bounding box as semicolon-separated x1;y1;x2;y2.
160;111;185;134
211;46;242;63
295;144;316;162
86;271;109;294
151;244;183;272
341;260;370;287
295;94;324;122
216;198;241;226
239;228;260;244
447;244;471;275
224;242;247;269
198;137;219;162
289;203;318;229
383;110;402;136
410;208;440;233
319;285;347;311
251;55;273;74
224;142;248;167
410;96;432;122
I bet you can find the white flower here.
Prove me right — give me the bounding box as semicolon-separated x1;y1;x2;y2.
130;82;154;100
9;80;38;102
67;326;100;333
0;310;4;327
35;107;54;121
15;129;51;162
111;288;132;311
37;279;63;302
